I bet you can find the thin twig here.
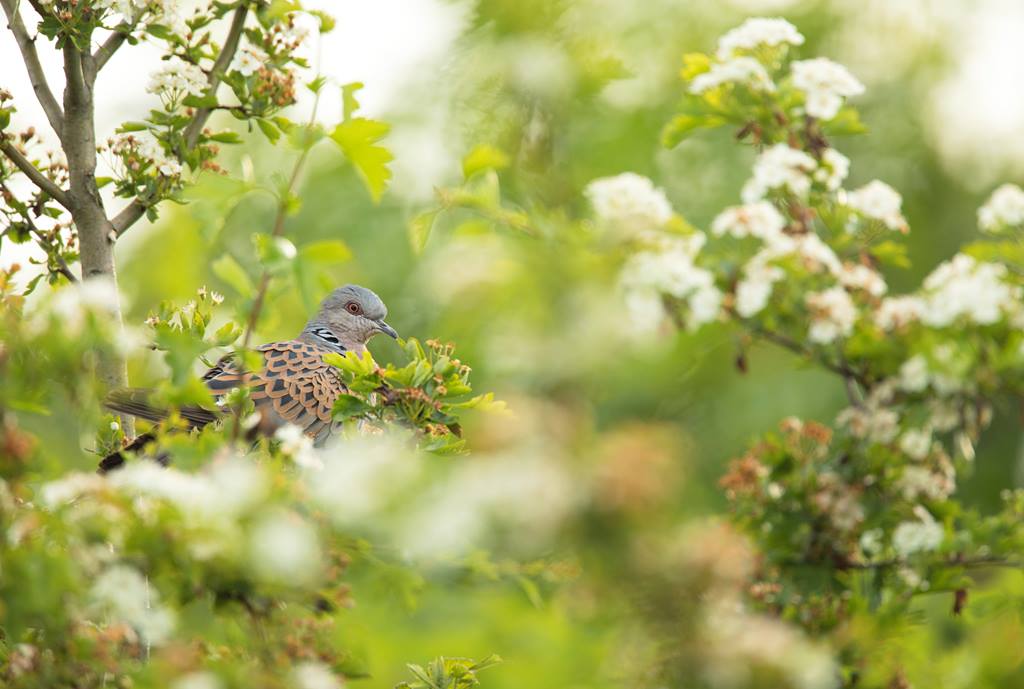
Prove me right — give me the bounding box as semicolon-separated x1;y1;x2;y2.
749;324;871;389
0;179;78;282
92;23;131;73
111;3;251;237
0;0;64;135
0;139;71;207
782;554;1021;572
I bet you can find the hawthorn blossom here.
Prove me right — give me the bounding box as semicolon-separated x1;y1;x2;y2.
813;148;850;191
921;253;1018;326
898;428;933;461
292;663;344;689
231;45;270;77
147;56;207;103
978;183;1024;232
837;262;886;297
898;355;930;392
585;173;673;238
689;57;774;94
734;261;784;317
274;424;322;470
620;237;721;330
892;508;943;557
875;295;925;330
716;17;805;59
791;58;865;120
805;286;857;343
897;464;954;501
742;144;818;202
845;180;907;231
91;565;175;644
249;512;322;585
711;201;786;241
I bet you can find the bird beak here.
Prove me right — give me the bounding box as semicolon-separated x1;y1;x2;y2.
375;320;399;339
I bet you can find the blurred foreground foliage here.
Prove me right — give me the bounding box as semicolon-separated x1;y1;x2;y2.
4;1;1024;689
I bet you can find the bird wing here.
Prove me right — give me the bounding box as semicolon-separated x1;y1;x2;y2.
202;340;345;439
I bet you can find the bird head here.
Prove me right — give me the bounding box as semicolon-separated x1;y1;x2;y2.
315;284;398;349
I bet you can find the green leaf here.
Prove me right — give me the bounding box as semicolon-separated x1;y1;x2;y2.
871;240;911;268
116;121;149;133
182;94;218;109
462;144;509;179
342;82;364;121
661;113;725;148
333;393;372;421
211;254;254;296
208;131;242;144
822;107;867;135
299;239;352;264
256;118;281;143
408;210;439;254
680;52;712;81
330;117;393;203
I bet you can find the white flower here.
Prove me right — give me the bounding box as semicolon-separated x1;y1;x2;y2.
47;277;121;335
742;144;818;202
40;472;106;508
230;45;269;77
898;355;929;392
173;672;223;689
875;295;925;330
249;512;322;585
274;424;322;470
921;253;1018;327
91;565;175;644
892;509;943;557
791;58;865;120
805;286;857;344
689;57;774;94
837;262;886;296
585;173;673;238
898;428;932;460
291;662;343;689
978;183;1024;232
734;261;784;317
860;528;884;556
147;56;207;101
620;235;720;330
716;17;805;59
157;158;182;177
845;180;907;231
111;459;266;521
711;201;786;242
813;148;850;191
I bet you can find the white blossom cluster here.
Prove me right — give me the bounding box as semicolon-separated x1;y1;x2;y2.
715;17;805;59
836;383;900;444
892;507;944;557
146;56;207;105
90;564;176;645
742;143;818;202
844;180;907;232
619;233;722;332
230;45;270;77
805;286;857;344
978;183;1024;233
108;131;183;179
874;295;925;330
837;262;886;297
585;172;673;239
689;57;774;94
920;253;1019;327
790;57;865;121
813;148;851;191
711;201;786;242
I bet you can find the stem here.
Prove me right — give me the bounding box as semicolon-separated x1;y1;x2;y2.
0;138;71;208
0;0;64;135
748;323;871;390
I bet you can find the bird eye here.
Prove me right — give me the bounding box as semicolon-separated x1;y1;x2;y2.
345;301;363;315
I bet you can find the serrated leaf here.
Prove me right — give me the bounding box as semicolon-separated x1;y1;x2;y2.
333;393;373;421
208;131;242;144
822;107;867;136
256;118;281;143
680;52;712;81
342;82;363;121
330;117;393;203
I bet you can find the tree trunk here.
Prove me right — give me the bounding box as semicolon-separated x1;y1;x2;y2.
62;46;133;432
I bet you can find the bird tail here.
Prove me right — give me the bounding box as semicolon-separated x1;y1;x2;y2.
104;388;220;428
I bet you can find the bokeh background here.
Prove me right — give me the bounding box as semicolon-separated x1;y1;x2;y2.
5;0;1024;686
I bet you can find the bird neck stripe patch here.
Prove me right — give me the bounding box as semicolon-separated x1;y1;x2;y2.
308;326;346;350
